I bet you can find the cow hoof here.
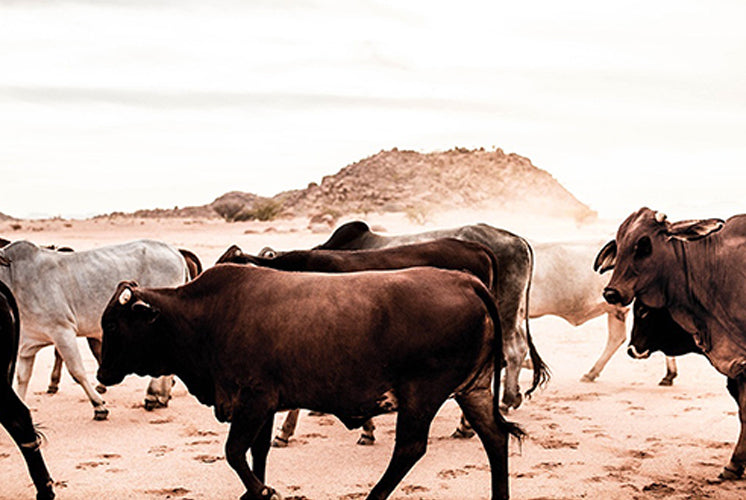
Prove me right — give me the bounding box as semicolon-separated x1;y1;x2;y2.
241;488;282;500
143;399;156;411
46;385;59;395
271;436;289;448
658;377;674;386
580;373;597;383
719;464;744;481
93;407;109;421
357;434;375;446
95;384;107;394
451;427;475;439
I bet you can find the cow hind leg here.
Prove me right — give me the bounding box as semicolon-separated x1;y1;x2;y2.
658;357;678;386
144;375;175;411
501;323;526;410
47;350;63;394
272;409;299;448
582;312;626;382
456;387;511;500
357;418;376;445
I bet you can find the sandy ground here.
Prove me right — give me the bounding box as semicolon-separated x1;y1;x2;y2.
2;211;746;499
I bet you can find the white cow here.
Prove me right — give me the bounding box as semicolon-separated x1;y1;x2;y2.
530;240;677;385
0;239;189;419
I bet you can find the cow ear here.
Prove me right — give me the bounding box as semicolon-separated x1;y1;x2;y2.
667;218;724;241
132;299;160;324
0;252;9;267
593;240;617;273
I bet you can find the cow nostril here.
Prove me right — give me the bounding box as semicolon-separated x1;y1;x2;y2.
603;288;622;305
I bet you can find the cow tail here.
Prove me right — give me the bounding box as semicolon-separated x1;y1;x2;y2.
523;240;550;398
474;283;525;441
0;280;20;385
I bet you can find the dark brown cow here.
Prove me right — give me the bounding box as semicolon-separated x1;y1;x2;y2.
97;264;523;500
0;280;55;500
260;220;539;413
595;207;746;480
217;238;539;446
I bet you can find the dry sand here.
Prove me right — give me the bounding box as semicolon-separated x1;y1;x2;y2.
1;211;745;499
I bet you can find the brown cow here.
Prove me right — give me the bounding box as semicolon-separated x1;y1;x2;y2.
97;264;523;500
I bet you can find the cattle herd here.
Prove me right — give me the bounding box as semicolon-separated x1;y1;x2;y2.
1;207;746;499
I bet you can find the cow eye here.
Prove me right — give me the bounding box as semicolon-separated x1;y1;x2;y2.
634;236;652;259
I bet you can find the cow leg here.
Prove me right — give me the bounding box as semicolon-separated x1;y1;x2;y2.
357;419;376;445
87;337;107;394
55;338;108;420
225;399;281;500
251;414;274;483
0;387;55;500
721;377;746;480
582;311;626;382
659;357;678;386
15;354;37;401
272;409;299;448
47;350;63;394
501;321;526;410
366;382;444;500
455;387;510;500
144;375;174;411
451;412;475;439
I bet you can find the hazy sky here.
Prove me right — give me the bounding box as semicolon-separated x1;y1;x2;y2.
2;0;745;220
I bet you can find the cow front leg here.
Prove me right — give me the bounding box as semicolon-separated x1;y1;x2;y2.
14;354;36;400
251;415;274;483
721;377;746;480
55;339;108;420
225;394;280;500
659;357;678;386
582;311;626;382
0;387;55;500
367;381;445;500
272;409;299;448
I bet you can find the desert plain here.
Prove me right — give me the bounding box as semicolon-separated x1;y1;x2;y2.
1;210;745;500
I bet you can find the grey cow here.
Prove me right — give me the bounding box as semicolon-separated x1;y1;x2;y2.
0;239;189;419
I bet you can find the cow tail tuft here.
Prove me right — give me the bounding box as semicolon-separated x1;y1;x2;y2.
473;283;525;442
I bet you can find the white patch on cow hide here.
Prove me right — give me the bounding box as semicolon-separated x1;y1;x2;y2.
376;390;398;412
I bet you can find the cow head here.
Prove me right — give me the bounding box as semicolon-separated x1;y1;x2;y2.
97;281;168;387
628;300;701;359
594;207;724;307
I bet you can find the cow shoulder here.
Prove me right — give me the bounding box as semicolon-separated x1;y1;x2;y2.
316;221;371;249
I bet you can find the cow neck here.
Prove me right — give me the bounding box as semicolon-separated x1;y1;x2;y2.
150;291;214;404
671;238;713;352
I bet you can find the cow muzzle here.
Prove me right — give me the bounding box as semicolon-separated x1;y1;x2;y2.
627;345;650;359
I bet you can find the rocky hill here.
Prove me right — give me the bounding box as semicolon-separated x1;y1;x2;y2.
104;148;596;222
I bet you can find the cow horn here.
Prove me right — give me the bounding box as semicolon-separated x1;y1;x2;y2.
654;212;667;223
118;288;132;305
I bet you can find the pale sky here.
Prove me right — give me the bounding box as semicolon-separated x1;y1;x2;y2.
1;0;745;220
